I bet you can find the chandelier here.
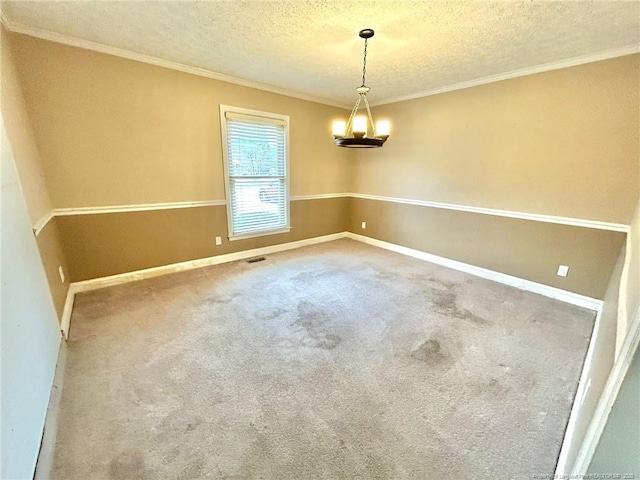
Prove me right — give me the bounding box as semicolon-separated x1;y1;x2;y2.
333;29;390;148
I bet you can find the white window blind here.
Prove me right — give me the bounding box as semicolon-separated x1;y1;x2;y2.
220;106;290;240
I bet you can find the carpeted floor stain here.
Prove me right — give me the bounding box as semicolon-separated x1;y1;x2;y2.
410;338;449;366
49;239;595;479
293;301;343;350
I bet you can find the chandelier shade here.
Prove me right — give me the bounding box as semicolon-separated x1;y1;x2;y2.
333;29;390;148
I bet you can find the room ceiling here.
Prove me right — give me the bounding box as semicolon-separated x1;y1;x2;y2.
2;1;639;107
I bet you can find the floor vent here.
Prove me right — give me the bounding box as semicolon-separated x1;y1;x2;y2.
247;257;266;264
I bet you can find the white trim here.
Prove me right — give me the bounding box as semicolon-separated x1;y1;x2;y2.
59;285;76;340
228;227;292;242
219;104;291;240
1;19;346;109
32;193;630;237
33;210;55;236
615;227;636;359
290;193;348;201
571;307;640;474
348;192;630;233
372;45;640;107
34;194;344;235
70;232;346;294
53;200;226;216
346;232;603;310
49;229;619;476
59;230;603;339
62;232;347;336
555;306;604;474
4;17;637;110
32;201;227;235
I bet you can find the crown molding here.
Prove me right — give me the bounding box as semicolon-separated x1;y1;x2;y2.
4;15;638;109
1;18;349;109
371;45;640;107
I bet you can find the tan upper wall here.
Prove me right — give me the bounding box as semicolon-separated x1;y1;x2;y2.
1;27;53;223
8;33;353;209
2;26;69;323
354;55;640;224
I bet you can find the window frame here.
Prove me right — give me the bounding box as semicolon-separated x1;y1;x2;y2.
219;104;291;241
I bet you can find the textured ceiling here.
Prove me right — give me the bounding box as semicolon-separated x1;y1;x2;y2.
2;1;639;106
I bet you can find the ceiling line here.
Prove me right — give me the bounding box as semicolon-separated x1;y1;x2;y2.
372;44;640;107
1;16;350;110
2;15;638;109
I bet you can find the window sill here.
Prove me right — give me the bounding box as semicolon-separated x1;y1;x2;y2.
228;227;291;242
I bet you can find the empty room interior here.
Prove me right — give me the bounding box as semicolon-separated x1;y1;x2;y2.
2;1;639;479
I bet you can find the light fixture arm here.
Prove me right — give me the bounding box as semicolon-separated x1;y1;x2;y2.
363;94;376;134
343;91;376;139
344;94;362;136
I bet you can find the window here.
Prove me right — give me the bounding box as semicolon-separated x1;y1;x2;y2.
220;105;290;240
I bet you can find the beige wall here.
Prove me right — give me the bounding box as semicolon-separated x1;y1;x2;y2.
345;54;638;301
7;30;637;305
8;33;352;209
57;198;348;282
3;26;637;477
558;245;625;472
36;219;70;318
1;27;53;223
1;26;69;322
349;198;625;299
355;55;639;224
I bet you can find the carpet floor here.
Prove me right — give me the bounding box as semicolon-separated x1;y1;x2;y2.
49;239;595;479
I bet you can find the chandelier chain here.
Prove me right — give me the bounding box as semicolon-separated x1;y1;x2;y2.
361;37;368;87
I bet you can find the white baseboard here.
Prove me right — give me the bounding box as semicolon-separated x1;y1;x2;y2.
61;232;348;338
571;308;640;474
347;232;605;475
555;306;604;474
60;285;77;340
71;232;346;293
345;232;602;311
61;231;602;341
57;229;607;473
34;341;67;479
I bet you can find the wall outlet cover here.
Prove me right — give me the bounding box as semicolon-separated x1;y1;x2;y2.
361;221;366;229
58;265;65;283
215;236;222;246
557;265;569;277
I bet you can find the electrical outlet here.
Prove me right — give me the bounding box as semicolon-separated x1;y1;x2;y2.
361;221;366;229
58;266;65;283
557;265;569;277
215;236;222;246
